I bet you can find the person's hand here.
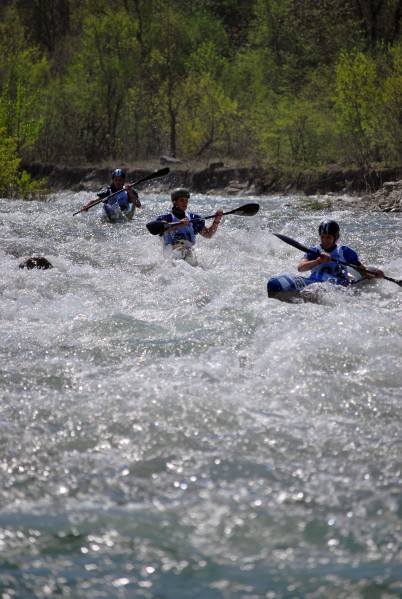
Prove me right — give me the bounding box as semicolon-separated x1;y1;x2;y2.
213;209;223;224
180;218;189;226
364;266;384;279
316;252;331;264
125;185;137;196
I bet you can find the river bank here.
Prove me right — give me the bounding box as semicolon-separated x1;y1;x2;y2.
23;160;402;211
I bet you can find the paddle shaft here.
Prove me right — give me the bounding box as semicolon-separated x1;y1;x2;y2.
73;167;170;216
146;203;260;235
274;233;402;287
169;204;259;226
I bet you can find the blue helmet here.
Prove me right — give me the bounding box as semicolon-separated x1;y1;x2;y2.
112;168;126;179
319;219;339;239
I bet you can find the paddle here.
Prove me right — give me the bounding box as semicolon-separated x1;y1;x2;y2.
73;167;170;216
274;232;402;287
146;202;260;235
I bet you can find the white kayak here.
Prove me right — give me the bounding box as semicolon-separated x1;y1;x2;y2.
163;240;198;267
101;203;136;224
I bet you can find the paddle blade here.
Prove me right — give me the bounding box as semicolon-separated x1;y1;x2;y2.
139;167;170;184
146;220;167;235
274;233;311;254
155;167;170;177
228;203;260;216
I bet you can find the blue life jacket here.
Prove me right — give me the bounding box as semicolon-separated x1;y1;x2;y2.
306;244;360;283
97;185;130;211
156;212;205;246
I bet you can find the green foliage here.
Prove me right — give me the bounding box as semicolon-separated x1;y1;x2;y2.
0;127;47;198
381;42;402;159
334;47;402;166
0;0;401;172
0;5;48;196
0;129;21;191
60;8;142;160
0;5;49;159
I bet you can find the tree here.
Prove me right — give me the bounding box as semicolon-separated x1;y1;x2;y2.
61;8;142;160
335;50;383;166
15;0;71;54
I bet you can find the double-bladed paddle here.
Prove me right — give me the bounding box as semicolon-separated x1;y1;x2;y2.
274;232;402;287
73;167;170;216
146;203;260;235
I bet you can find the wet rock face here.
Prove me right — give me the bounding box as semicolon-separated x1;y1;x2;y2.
373;180;402;212
19;256;53;270
354;180;402;212
22;162;402;198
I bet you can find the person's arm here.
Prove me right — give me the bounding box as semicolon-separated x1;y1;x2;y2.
297;252;331;272
154;213;188;235
80;189;109;211
126;186;141;208
200;210;223;239
356;262;385;279
343;247;385;279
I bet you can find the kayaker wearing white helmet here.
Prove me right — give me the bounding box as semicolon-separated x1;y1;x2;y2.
154;188;223;265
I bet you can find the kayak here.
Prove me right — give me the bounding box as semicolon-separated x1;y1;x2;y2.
101;203;136;224
163;240;198;267
267;271;366;302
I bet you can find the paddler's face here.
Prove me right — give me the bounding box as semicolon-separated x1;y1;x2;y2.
320;233;336;250
174;196;189;210
113;176;125;189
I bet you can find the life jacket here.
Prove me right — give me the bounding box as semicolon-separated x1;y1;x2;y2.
98;185;130;211
162;212;196;246
309;244;358;283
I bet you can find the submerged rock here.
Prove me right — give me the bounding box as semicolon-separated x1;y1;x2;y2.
19;256;53;270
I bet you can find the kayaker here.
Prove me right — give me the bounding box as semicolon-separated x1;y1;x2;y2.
155;188;223;259
80;168;141;222
297;220;385;282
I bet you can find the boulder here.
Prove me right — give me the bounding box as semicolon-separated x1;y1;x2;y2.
19;256;53;270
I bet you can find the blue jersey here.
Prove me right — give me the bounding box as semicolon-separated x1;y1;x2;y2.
97;185;130;211
305;244;360;282
156;211;205;246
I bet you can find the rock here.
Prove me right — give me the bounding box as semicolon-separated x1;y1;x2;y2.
160;156;182;165
209;162;224;170
19;256;53;270
21;162;402;206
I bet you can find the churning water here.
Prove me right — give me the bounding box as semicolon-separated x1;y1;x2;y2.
1;190;401;599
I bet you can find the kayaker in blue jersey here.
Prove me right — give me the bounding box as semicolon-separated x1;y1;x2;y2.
154;188;223;264
81;168;141;222
297;220;384;283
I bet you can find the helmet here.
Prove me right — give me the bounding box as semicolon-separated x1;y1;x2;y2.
318;219;340;239
171;187;190;202
112;168;126;179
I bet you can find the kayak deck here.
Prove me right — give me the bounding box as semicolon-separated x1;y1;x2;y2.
267;271;367;302
163;241;198;267
101;203;136;223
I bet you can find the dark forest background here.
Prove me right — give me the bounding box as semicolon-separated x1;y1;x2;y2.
0;0;401;194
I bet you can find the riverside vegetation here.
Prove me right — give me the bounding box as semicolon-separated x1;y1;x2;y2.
0;0;401;198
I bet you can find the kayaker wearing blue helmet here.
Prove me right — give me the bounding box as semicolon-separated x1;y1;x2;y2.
99;169;141;223
80;168;141;222
297;219;384;282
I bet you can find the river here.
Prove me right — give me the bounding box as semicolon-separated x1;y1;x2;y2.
1;191;401;598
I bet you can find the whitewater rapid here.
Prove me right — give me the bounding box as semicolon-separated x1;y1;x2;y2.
1;191;401;598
